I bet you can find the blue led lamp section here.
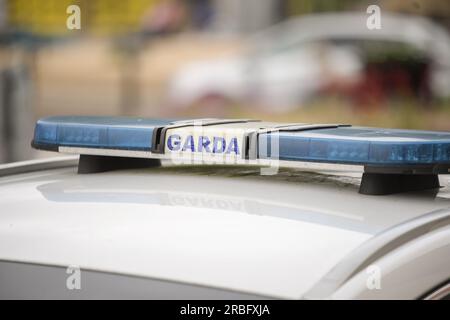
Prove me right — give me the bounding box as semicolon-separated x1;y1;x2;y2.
33;117;450;167
259;127;450;166
32;116;173;151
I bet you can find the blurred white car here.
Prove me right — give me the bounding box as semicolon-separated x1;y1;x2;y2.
167;12;450;112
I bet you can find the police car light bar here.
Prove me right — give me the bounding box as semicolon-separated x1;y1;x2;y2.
32;116;450;195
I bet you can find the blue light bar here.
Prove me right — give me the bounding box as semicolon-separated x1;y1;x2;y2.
32;116;450;167
32;116;173;151
259;127;450;165
31;116;450;195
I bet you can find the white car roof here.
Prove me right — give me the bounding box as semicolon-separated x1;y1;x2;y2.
0;157;449;298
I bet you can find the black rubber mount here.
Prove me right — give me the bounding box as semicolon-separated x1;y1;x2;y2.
359;172;440;195
77;154;161;174
30;140;59;152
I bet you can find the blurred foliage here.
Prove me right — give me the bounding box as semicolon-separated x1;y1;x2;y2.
285;0;360;16
360;41;428;62
7;0;158;35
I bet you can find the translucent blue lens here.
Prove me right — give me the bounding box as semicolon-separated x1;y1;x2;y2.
260;127;450;165
33;116;173;151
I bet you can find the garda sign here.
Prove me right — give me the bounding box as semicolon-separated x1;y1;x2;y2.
167;134;240;155
163;122;269;163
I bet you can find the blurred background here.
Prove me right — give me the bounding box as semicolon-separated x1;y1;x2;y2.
0;0;449;163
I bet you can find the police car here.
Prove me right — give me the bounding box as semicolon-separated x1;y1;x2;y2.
0;116;449;300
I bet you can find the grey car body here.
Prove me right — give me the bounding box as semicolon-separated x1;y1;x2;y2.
0;156;449;299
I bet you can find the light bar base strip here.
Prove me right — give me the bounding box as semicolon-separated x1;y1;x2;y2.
59;146;363;172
